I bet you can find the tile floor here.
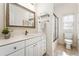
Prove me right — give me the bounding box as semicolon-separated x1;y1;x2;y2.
54;44;78;56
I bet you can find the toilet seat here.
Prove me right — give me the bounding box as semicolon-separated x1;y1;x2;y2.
65;39;72;43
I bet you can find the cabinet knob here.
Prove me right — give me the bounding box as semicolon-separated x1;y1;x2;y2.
14;47;17;49
33;45;36;47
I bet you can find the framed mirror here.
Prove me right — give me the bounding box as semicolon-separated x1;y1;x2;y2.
6;3;35;28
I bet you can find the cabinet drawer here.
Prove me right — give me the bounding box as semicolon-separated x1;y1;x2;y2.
8;49;24;56
26;37;41;46
0;41;25;56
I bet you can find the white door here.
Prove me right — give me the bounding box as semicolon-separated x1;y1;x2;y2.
8;49;24;56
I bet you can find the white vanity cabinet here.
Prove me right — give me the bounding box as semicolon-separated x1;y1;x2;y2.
0;33;46;56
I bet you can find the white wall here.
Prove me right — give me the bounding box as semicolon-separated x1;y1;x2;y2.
77;4;79;50
0;4;5;39
54;3;77;47
18;3;36;12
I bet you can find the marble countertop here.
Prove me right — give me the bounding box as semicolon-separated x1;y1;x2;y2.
0;32;42;47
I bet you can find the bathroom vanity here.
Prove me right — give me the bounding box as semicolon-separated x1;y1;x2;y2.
0;33;46;56
0;3;46;56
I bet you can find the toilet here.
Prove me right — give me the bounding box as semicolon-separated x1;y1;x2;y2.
65;39;72;49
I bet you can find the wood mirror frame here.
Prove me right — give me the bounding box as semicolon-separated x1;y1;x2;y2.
6;3;35;28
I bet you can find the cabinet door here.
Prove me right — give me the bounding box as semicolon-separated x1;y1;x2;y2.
33;44;38;56
42;40;46;55
37;40;42;56
26;44;38;56
8;49;24;56
28;45;34;56
25;47;29;56
33;40;43;56
26;41;42;56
